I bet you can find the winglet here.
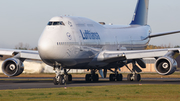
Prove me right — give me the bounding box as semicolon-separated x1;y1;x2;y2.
130;0;149;25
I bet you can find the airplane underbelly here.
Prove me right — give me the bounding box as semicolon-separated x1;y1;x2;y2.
53;46;96;68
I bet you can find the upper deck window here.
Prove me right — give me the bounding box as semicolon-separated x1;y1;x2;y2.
47;21;65;26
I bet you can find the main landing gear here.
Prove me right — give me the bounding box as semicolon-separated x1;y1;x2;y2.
85;69;99;82
85;68;123;82
109;68;123;81
124;61;141;82
53;63;72;85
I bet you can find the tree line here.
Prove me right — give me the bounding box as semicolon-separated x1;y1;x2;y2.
15;42;38;50
146;44;180;50
15;42;180;50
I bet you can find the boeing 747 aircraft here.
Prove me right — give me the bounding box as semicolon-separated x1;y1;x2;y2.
1;0;180;85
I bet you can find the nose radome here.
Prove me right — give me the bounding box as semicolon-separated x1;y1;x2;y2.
38;36;54;59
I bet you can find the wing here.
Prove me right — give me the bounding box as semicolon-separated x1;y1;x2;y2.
96;48;180;62
92;48;179;76
0;48;40;60
149;30;180;38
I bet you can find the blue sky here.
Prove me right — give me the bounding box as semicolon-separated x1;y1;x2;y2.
0;0;180;48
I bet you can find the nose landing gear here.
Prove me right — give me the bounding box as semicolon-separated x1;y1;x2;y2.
53;62;72;85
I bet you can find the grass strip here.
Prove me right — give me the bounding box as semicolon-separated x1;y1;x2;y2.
0;84;180;101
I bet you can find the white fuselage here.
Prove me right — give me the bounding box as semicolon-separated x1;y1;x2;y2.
38;16;151;69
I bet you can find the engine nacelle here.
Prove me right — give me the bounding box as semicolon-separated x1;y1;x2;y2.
155;56;177;75
2;58;24;77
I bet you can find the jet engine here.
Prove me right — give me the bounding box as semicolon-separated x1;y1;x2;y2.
1;58;24;77
155;56;177;75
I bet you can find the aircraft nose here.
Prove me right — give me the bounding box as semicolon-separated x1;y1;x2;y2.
38;36;54;59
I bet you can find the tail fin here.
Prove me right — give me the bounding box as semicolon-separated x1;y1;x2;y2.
130;0;149;25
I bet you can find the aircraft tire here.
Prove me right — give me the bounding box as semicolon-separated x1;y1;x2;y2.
134;74;141;81
127;74;133;81
67;74;72;82
85;74;91;82
117;74;123;81
93;74;99;82
109;74;115;81
69;74;72;81
109;74;113;81
65;74;72;83
53;77;58;85
59;75;65;85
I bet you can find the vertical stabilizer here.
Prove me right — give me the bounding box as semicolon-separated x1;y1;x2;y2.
130;0;149;25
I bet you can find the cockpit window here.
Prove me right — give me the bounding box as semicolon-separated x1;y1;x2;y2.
47;21;65;26
47;22;53;25
53;22;60;25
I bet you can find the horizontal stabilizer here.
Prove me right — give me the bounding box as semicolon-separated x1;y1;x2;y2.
149;30;180;38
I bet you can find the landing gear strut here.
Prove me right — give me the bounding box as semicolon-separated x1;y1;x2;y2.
125;60;141;81
53;63;72;85
109;68;123;81
85;69;99;82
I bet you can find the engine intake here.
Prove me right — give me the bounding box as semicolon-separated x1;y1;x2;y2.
2;58;24;77
155;56;177;75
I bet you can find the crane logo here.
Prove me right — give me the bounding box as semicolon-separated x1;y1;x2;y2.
66;32;72;40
